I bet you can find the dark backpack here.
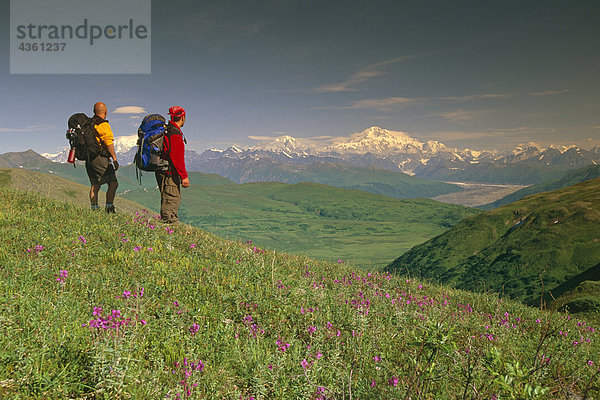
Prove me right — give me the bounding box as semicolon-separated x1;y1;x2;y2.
66;113;105;161
133;114;170;181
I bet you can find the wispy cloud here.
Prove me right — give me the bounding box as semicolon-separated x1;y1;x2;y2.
435;109;491;122
0;125;54;133
313;53;434;93
248;135;284;140
439;93;510;101
431;126;548;142
529;89;571;96
315;96;419;111
113;106;146;114
346;97;418;110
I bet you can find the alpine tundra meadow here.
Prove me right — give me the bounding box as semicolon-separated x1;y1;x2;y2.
0;189;598;399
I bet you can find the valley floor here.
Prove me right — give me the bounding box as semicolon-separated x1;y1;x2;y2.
431;182;528;207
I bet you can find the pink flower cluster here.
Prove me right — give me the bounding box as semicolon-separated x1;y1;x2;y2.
86;307;145;331
173;357;204;399
26;245;44;253
55;269;68;284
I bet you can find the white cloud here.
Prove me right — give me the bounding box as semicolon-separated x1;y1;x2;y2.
345;97;418;110
248;135;281;141
529;89;571;96
439;93;510;101
435;109;490;122
113;106;146;114
0;125;54;133
313;96;418;111
430;126;549;145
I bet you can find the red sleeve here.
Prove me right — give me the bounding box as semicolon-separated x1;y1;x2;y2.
167;134;188;180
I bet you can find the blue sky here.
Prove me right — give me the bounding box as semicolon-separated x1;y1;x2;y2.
1;0;599;155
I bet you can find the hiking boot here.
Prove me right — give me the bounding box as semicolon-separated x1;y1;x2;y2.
105;205;116;214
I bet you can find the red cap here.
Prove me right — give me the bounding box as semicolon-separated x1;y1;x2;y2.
168;106;186;120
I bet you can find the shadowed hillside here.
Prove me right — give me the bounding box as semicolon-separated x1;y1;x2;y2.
386;177;600;308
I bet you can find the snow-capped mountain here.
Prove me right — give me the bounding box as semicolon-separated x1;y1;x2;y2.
40;125;600;185
325;126;434;155
250;135;310;154
189;126;600;185
113;134;138;154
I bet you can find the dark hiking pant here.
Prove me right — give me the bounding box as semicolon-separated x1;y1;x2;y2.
155;171;181;224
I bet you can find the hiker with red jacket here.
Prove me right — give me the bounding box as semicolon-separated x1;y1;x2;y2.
156;106;189;224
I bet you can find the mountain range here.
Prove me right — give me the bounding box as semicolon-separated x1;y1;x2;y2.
43;126;600;187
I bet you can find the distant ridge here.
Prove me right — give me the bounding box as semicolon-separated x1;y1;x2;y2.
480;164;600;209
39;126;600;186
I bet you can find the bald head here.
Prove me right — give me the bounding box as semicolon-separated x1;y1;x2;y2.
93;102;107;118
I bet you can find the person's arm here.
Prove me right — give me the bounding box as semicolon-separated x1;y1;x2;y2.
169;134;188;183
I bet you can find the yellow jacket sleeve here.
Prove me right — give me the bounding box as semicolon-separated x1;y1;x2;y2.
94;122;114;147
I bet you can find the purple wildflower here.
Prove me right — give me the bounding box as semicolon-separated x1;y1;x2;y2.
301;359;310;370
189;323;200;335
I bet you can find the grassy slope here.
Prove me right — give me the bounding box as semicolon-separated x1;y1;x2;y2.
386;177;600;306
480;164;600;210
0;188;598;399
0;167;146;214
545;263;600;313
122;182;479;268
0;162;478;269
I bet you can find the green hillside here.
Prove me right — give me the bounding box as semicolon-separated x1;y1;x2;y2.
386;177;600;308
0;167;146;215
480;164;600;209
1;188;598;398
545;263;600;313
122;181;479;268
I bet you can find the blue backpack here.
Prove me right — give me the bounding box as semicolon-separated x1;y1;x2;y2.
134;114;170;181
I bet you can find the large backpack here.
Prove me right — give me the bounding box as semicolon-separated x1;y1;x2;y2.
134;114;170;181
66;113;105;161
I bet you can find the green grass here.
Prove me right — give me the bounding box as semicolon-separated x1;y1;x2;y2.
0;167;149;215
122;181;478;268
0;188;599;399
387;177;600;308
